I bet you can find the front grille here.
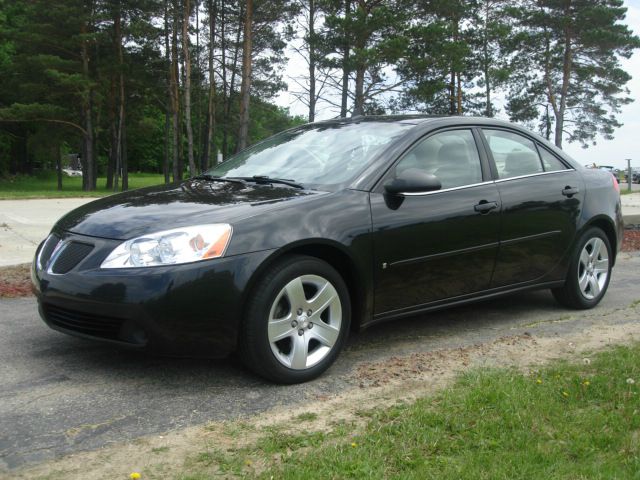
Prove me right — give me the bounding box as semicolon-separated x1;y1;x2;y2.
51;242;94;274
44;304;124;341
39;234;60;269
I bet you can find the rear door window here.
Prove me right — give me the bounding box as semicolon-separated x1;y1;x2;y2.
483;130;543;179
538;146;569;172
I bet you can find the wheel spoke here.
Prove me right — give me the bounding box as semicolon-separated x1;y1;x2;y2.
590;238;603;261
284;277;307;309
579;271;589;292
308;282;338;314
268;317;294;343
579;248;590;267
588;274;601;297
309;321;340;347
594;258;609;275
289;333;308;369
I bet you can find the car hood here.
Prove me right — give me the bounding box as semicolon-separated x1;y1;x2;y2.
56;179;326;240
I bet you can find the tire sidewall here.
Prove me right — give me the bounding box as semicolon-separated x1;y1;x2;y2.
243;255;351;384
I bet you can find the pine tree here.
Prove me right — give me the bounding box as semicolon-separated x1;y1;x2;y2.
507;0;640;148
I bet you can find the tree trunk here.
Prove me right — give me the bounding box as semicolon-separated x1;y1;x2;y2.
456;71;462;114
340;0;351;118
236;0;253;153
195;0;202;166
220;3;228;158
171;0;182;181
163;0;171;184
80;23;95;191
56;143;63;191
107;74;116;189
203;0;217;170
122;121;128;190
449;67;456;115
352;65;365;116
483;3;491;117
114;1;125;192
308;0;316;122
182;0;196;176
554;0;573;149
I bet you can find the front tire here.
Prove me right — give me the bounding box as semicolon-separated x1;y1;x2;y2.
239;255;351;384
552;227;612;309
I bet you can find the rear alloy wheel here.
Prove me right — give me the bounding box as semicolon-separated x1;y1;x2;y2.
239;255;351;383
552;227;612;309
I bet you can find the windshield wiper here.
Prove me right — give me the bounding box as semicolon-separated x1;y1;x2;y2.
229;175;305;189
191;174;247;186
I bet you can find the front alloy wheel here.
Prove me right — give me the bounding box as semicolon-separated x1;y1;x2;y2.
239;255;351;383
268;274;342;370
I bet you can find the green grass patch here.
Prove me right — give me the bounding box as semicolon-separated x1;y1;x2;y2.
179;343;640;479
0;172;166;199
263;345;640;479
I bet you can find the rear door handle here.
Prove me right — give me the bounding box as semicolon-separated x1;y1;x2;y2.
474;201;498;213
562;186;579;197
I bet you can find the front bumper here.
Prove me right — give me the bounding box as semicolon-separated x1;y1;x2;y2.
32;230;274;357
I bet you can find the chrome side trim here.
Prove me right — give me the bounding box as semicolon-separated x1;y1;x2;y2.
494;169;575;184
400;180;495;197
389;241;500;268
501;230;562;246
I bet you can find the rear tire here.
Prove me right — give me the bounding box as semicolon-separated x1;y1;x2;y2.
552;227;612;309
238;254;351;384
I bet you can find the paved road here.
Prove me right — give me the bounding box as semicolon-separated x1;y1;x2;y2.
1;253;639;472
0;198;93;266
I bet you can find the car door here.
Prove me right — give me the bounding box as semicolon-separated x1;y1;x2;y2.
480;128;585;287
370;128;501;315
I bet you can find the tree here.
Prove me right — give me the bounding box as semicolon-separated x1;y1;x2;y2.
321;0;408;117
507;0;640;148
236;0;253;152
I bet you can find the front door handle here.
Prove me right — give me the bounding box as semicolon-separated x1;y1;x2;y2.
474;200;498;214
562;186;579;197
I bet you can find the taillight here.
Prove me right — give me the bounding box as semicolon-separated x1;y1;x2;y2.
612;173;620;193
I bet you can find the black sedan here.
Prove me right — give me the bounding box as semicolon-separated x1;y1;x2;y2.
32;116;623;383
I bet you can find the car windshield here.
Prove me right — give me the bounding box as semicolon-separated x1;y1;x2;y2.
205;121;414;188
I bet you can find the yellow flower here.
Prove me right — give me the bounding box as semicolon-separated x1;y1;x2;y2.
582;380;590;386
245;459;253;467
562;391;569;398
129;473;141;480
536;378;543;384
351;442;358;448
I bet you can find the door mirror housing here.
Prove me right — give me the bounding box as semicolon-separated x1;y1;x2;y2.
384;169;442;195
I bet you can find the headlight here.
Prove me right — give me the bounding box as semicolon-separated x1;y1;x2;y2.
101;224;232;268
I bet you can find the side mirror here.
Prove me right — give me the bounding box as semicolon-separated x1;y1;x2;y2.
384;169;442;195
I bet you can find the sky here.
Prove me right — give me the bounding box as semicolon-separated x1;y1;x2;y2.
275;0;640;170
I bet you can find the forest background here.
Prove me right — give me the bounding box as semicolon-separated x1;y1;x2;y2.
0;0;638;191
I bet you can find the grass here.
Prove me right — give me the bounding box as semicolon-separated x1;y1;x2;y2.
0;171;166;199
177;343;640;480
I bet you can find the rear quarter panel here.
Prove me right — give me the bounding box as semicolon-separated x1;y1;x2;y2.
578;168;624;262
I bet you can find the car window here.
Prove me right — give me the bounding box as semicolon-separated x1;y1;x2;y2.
394;130;483;189
538;146;568;172
483;129;543;179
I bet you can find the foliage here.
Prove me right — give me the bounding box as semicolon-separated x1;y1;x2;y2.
0;0;637;189
506;0;640;147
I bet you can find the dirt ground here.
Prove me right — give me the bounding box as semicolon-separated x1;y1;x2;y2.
0;263;31;297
